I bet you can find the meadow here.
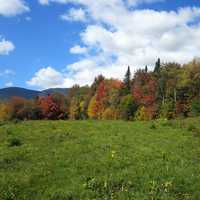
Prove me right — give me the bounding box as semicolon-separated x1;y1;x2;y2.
1;118;200;200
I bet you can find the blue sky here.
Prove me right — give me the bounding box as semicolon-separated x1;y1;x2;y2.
0;0;200;90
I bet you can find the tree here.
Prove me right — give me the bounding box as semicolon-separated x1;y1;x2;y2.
102;107;119;120
121;66;131;95
68;86;91;120
145;65;148;73
133;70;157;106
91;75;105;96
120;95;137;120
0;102;11;121
154;58;161;73
69;97;81;120
88;96;98;119
39;94;67;120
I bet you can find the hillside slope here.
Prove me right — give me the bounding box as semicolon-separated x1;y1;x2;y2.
0;118;200;199
0;87;69;100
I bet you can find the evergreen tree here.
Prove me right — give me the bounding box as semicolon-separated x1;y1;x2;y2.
145;65;148;73
91;75;105;95
154;58;161;73
122;66;131;95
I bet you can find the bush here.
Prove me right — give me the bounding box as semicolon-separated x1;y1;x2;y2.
191;100;200;116
187;124;200;137
187;124;197;132
8;138;22;147
150;123;156;129
159;102;175;119
102;107;119;120
12;118;21;124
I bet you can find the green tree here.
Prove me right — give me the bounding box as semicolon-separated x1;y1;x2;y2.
145;65;148;73
154;58;161;73
120;94;137;120
121;66;131;95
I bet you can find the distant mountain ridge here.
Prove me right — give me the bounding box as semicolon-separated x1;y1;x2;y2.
0;87;69;100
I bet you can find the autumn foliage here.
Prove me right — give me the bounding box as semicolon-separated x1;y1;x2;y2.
1;58;200;121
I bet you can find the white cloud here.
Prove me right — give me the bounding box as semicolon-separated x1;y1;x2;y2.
27;66;66;89
127;0;165;7
34;0;200;88
5;82;13;87
0;0;30;17
38;0;69;5
70;45;88;54
0;38;15;55
61;8;87;22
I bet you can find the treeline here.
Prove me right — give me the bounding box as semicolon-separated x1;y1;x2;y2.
0;58;200;121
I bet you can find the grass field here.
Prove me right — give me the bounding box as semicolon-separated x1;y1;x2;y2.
1;118;200;200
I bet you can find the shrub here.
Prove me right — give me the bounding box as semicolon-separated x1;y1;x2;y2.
187;124;197;132
159;101;175;119
102;107;119;120
150;123;156;129
187;124;200;137
8;138;22;147
191;100;200;116
12;118;21;124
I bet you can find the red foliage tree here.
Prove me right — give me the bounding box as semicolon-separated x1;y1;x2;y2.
38;94;67;120
133;70;157;106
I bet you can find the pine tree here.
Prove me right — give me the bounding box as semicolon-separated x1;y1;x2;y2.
122;66;131;95
145;65;148;73
154;58;161;73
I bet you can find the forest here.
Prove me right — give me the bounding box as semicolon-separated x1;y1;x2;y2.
0;58;200;121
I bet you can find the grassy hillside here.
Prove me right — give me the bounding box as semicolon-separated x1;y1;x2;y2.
0;118;200;199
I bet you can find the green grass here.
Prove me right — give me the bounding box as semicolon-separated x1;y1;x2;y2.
1;118;200;199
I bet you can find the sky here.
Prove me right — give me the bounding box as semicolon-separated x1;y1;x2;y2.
0;0;200;90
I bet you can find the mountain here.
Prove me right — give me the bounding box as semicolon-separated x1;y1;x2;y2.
0;87;69;100
41;88;69;96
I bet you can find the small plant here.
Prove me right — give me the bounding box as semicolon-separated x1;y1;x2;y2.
12;119;21;124
5;128;13;135
187;124;200;137
187;124;196;132
8;138;22;147
50;191;74;200
0;121;5;126
161;120;174;127
150;123;156;129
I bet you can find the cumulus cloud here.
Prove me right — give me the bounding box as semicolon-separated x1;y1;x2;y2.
0;0;30;17
26;61;123;89
32;0;200;88
70;45;88;54
27;67;66;89
61;8;87;22
0;38;15;55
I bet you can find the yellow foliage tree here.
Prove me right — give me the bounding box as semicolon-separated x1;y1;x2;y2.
135;106;149;121
0;103;11;121
102;107;120;120
87;96;98;119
